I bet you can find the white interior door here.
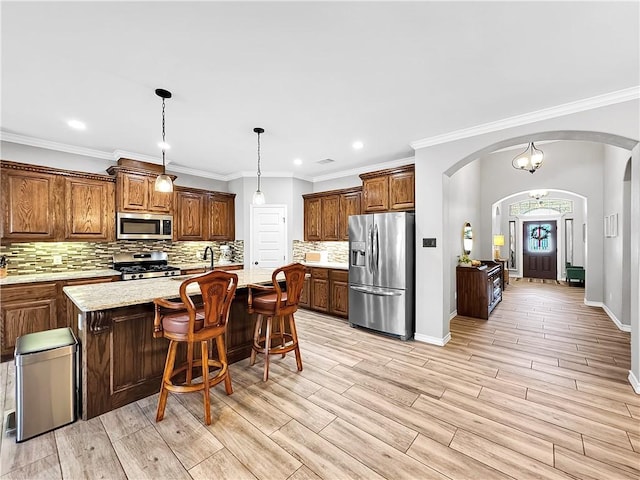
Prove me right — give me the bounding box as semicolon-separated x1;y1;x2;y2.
250;205;287;269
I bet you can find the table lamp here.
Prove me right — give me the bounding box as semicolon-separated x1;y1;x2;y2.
493;234;505;260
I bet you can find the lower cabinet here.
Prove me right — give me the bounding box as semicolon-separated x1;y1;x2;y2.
300;267;348;318
0;275;118;361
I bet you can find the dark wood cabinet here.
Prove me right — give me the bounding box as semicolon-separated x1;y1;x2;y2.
1;161;116;243
304;187;361;241
304;197;322;241
456;261;503;320
321;195;340;241
299;268;311;308
108;159;174;215
329;269;349;317
311;268;330;312
65;177;115;241
1;168;57;241
339;189;362;241
360;164;415;213
208;193;236;241
175;189;205;240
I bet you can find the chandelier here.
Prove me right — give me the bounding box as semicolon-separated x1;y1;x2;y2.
512;142;544;174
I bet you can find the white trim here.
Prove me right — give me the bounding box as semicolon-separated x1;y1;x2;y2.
584;299;603;307
310;156;415;183
449;310;458;321
0;132;113;160
410;86;640;149
414;332;451;346
601;304;632;332
629;371;640;394
167;164;228;181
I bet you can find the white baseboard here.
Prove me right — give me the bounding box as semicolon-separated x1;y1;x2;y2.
629;370;640;394
414;332;451;346
602;304;632;332
449;310;458;321
584;300;631;332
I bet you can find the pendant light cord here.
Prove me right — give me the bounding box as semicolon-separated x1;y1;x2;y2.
161;97;166;173
256;130;261;191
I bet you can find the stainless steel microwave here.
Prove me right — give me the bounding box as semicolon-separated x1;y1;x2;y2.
116;212;173;240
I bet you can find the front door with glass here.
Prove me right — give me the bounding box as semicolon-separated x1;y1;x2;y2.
522;221;557;279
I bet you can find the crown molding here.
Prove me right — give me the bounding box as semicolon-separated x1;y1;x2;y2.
410;86;640;150
0;131;114;160
165;163;227;181
111;149;164;165
310;156;415;183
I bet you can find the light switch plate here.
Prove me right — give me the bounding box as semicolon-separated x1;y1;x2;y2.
423;238;437;247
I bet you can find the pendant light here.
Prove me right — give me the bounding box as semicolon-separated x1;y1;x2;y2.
252;127;266;205
512;142;544;174
154;88;174;192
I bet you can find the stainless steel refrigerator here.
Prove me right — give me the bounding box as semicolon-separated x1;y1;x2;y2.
348;211;415;340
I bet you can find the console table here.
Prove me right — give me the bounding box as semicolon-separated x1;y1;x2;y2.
456;261;503;319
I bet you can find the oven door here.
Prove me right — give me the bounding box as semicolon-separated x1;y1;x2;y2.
116;212;173;240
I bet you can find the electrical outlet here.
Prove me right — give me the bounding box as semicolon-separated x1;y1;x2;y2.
52;255;63;265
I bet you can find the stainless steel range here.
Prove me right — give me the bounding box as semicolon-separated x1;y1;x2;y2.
113;252;181;280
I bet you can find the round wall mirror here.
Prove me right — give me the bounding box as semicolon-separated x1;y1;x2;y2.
463;222;473;254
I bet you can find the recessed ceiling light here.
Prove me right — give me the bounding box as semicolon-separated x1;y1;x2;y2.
293;158;302;166
158;141;171;150
67;119;86;130
352;141;364;150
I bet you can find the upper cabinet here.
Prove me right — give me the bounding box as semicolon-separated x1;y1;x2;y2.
360;164;414;213
175;186;236;241
1;161;115;243
65;177;114;241
107;159;173;215
303;187;361;241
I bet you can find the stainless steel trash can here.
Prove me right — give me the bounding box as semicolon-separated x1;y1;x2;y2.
15;327;77;442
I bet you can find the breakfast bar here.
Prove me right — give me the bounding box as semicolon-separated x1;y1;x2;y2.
63;268;277;420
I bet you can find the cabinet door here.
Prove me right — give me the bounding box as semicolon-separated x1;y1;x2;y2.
362;176;388;213
339;191;361;240
147;177;173;214
389;169;415;211
330;270;349;317
65;177;114;240
321;195;340;241
299;273;311;308
2;170;56;240
304;197;322;241
311;277;329;312
1;283;57;359
176;191;205;240
209;195;235;240
120;173;148;211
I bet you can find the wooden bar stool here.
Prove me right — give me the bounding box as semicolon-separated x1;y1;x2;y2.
152;270;237;425
247;263;305;381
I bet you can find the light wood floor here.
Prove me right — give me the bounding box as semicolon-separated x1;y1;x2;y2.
1;280;639;480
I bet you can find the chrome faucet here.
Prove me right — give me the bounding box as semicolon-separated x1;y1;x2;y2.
203;246;215;271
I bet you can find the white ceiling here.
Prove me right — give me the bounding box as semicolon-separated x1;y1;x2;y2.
1;1;638;180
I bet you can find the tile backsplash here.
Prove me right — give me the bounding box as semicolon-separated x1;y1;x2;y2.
0;240;244;275
292;240;348;264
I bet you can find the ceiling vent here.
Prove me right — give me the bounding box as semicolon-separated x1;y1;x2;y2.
316;158;335;165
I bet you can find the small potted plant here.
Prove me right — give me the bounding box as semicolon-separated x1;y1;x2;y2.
0;256;7;278
458;253;472;267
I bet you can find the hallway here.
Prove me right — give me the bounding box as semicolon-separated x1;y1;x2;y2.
0;281;638;479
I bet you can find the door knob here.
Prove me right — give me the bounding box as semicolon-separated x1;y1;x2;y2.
254;261;258;265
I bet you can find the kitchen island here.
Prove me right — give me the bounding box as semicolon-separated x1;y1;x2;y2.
63;268;278;420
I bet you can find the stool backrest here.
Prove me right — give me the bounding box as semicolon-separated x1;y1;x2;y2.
272;263;305;313
180;270;238;331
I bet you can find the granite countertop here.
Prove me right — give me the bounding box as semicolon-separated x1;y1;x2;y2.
301;261;349;270
63;268;280;312
0;269;121;286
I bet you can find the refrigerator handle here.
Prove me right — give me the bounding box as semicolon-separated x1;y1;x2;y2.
374;224;380;275
367;224;374;274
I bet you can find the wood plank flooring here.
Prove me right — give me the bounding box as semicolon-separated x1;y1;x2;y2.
1;280;638;479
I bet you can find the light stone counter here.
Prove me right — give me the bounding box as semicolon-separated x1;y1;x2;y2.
64;268;279;312
175;262;244;270
0;269;121;286
301;261;349;270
